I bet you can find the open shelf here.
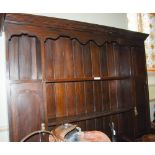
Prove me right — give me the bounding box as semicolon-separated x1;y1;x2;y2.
45;76;130;83
48;107;134;127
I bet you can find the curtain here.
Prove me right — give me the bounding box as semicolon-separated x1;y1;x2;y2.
127;13;155;71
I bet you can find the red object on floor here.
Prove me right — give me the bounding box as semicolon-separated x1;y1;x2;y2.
79;131;111;142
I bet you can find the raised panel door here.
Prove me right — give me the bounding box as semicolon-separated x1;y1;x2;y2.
9;83;44;141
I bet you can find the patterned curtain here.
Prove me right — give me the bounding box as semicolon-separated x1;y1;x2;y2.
127;13;155;71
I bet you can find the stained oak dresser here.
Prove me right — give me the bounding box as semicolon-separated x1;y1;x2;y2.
0;13;151;141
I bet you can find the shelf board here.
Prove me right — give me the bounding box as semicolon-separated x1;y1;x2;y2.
48;107;134;127
7;76;130;84
45;76;130;83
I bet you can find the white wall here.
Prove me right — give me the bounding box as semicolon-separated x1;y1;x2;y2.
34;13;128;30
0;13;128;141
0;33;9;142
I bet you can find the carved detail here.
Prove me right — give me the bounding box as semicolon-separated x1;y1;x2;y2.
8;33;38;41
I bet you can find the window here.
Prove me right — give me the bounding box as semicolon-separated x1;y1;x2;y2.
127;13;155;72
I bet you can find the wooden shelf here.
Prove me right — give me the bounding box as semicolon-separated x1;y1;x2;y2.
48;107;134;127
8;76;130;84
45;76;130;83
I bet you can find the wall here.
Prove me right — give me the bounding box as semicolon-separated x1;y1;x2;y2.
148;72;155;121
0;33;9;141
34;13;128;29
0;13;129;141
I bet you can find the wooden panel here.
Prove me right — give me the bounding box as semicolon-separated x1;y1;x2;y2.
54;83;66;117
107;43;117;76
84;81;94;113
93;81;102;112
75;82;86;114
109;80;117;111
46;80;114;133
134;79;148;136
131;46;150;137
31;38;38;79
118;46;131;76
44;40;54;79
9;37;19;80
63;38;74;78
47;82;86;119
44;37;109;80
117;79;133;109
84;82;95;131
83;43;92;77
8;34;41;80
36;39;42;79
46;83;56;118
100;43;108;76
9;83;44;141
72;39;84;78
122;111;135;138
90;42;101;77
111;43;131;76
131;46;147;77
101;81;111;135
112;42;119;76
117;113;124;136
103;116;111;136
18;35;32;79
53;38;65;79
65;83;76;116
108;80;119;137
86;119;95;131
95;117;103;131
106;44;132;138
101;81;110;111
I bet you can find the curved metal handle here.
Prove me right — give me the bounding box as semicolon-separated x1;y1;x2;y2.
20;123;56;142
20;130;56;142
